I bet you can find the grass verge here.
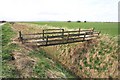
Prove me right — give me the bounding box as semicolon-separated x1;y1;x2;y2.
2;23;20;78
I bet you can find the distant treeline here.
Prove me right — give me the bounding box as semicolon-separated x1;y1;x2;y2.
0;21;15;25
67;20;87;23
0;20;6;23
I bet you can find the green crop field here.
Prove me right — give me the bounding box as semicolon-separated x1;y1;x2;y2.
30;22;118;37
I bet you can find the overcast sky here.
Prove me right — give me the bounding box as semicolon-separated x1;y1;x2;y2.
0;0;119;22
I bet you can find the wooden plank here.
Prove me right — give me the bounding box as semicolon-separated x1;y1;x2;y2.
22;31;86;35
25;40;46;43
23;33;92;40
23;29;94;35
23;37;44;40
43;31;78;34
81;29;92;31
23;33;43;35
42;30;83;34
38;39;88;46
46;39;65;42
42;31;64;34
24;36;94;46
47;33;85;38
28;36;91;43
24;37;80;43
44;29;63;31
25;37;92;46
65;30;79;33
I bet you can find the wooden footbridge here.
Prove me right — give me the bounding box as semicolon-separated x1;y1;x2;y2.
18;28;100;46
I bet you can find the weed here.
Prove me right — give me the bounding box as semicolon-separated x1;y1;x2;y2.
83;57;90;67
79;65;82;70
2;63;20;78
94;57;101;66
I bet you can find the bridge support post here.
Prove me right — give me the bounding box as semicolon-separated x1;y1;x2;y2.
91;28;94;35
43;30;44;40
67;33;70;43
83;32;86;41
18;31;23;44
79;28;81;37
46;36;48;45
61;29;64;39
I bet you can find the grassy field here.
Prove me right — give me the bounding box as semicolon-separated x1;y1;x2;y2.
30;22;118;36
1;22;118;78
